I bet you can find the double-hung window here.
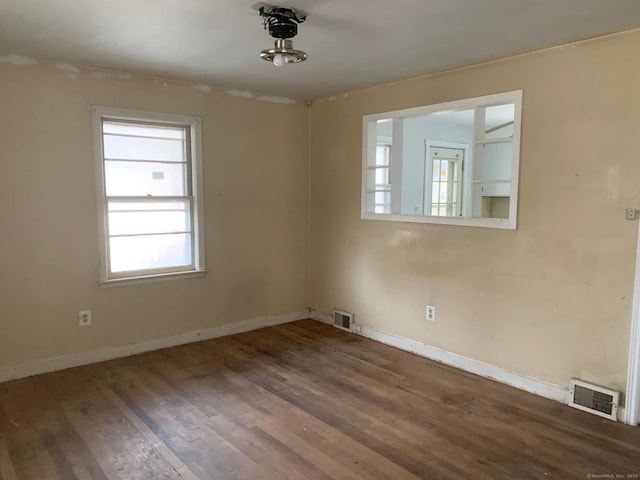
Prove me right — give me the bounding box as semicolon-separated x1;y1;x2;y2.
92;107;205;285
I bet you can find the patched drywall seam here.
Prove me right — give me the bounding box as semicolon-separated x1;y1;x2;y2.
0;53;303;105
226;89;255;98
225;89;298;104
0;55;37;65
256;95;296;105
54;62;80;80
54;63;80;73
192;84;211;92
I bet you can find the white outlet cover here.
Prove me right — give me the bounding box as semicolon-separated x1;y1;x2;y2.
426;305;436;321
79;310;92;326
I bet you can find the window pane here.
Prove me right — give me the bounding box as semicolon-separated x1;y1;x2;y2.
375;167;390;184
484;104;515;140
440;183;448;202
105;161;187;196
432;183;439;203
376;145;390;166
109;233;192;273
103;122;186;140
103;134;185;161
440;161;449;181
375;192;390;205
108;200;190;236
375;204;391;214
433;160;440;181
482;142;513;180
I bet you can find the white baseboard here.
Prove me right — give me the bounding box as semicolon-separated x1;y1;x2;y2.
361;324;569;403
0;310;311;384
355;322;630;423
310;310;569;405
2;309;627;423
309;310;332;324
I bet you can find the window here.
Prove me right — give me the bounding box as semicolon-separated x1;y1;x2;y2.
427;145;464;217
374;141;392;214
361;90;522;229
92;107;205;285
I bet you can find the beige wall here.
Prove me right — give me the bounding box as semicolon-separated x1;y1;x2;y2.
0;61;309;367
310;30;640;393
2;30;639;395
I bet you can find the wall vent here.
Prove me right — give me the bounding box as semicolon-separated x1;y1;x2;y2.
333;310;354;332
569;379;619;421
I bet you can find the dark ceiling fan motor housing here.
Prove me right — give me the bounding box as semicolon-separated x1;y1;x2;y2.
260;6;306;39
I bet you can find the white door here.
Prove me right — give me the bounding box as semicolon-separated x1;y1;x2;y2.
424;146;464;217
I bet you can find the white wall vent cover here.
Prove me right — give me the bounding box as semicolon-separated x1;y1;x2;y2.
569;379;620;421
333;310;354;332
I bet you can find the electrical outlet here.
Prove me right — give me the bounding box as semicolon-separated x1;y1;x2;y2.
426;305;436;322
78;310;92;327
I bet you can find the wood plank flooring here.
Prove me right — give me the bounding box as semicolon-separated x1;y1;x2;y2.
0;319;639;479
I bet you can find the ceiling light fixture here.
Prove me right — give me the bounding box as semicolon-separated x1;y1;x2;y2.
259;6;307;67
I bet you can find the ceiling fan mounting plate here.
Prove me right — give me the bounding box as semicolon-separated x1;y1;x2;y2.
258;5;306;39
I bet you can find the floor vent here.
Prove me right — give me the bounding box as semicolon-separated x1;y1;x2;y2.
569;379;619;421
333;310;354;332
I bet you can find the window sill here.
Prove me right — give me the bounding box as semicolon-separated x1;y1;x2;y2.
360;212;516;230
99;270;207;288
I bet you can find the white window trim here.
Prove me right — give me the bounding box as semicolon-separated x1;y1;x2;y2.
361;90;523;230
92;106;206;286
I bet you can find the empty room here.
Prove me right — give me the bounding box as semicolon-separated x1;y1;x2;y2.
1;0;640;478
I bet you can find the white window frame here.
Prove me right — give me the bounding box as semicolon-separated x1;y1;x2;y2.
361;90;523;229
92;106;206;286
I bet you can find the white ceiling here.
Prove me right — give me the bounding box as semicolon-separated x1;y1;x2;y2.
1;0;639;99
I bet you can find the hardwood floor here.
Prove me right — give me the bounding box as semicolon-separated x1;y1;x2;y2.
0;320;639;479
